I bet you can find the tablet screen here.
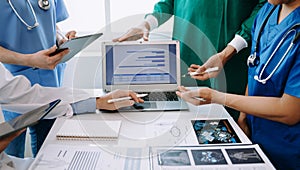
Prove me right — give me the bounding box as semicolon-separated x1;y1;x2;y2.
51;32;103;63
0;99;61;139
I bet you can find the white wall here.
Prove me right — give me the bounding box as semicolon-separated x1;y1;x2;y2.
58;0;158;33
59;0;173;89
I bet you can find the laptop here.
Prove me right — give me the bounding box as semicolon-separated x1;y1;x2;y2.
0;99;61;139
102;40;189;111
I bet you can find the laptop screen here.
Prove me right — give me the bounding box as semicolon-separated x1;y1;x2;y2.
105;42;178;86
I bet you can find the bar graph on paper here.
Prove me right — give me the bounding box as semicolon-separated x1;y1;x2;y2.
67;151;100;170
30;144;144;170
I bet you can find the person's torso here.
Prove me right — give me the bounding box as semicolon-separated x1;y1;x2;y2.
0;0;67;87
248;4;300;97
248;4;300;169
172;0;259;50
167;0;260;87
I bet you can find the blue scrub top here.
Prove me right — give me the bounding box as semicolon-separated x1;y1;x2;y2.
248;4;300;169
0;0;69;87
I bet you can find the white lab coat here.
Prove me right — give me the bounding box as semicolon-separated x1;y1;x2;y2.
0;62;92;169
0;62;92;119
0;152;33;170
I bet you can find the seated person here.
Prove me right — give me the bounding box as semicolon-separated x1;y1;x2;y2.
0;61;143;169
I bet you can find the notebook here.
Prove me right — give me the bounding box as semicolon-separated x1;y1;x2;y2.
0;99;61;139
102;40;189;111
56;119;122;140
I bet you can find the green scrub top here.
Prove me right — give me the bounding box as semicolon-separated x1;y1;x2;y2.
150;0;266;120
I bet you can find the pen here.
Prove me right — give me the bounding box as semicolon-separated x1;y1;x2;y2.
107;94;148;103
182;66;219;77
194;97;206;102
56;29;68;40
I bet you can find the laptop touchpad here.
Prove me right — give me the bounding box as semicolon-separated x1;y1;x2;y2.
134;102;157;109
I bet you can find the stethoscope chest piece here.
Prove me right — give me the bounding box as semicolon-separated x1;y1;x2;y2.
247;53;260;67
38;0;50;10
247;5;300;84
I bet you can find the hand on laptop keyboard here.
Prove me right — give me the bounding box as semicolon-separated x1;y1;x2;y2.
142;92;179;101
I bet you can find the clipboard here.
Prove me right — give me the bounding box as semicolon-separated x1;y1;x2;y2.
0;99;61;139
51;32;103;63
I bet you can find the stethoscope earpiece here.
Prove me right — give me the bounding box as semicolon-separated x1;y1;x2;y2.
27;22;39;30
254;75;266;84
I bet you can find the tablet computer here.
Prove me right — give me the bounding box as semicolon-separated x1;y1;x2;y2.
51;32;103;63
0;99;61;139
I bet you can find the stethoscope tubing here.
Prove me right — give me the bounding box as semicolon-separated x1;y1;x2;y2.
7;0;50;30
255;29;297;84
8;0;39;30
249;5;300;84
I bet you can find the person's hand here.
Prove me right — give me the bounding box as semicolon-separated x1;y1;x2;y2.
190;45;236;81
0;129;25;153
188;53;223;80
96;89;144;110
113;21;150;42
57;30;77;45
176;86;213;105
27;45;69;69
176;86;225;106
238;112;251;137
65;30;77;39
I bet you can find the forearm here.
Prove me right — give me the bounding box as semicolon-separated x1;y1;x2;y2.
217;92;300;125
0;46;31;66
212;33;248;70
177;87;297;125
144;15;155;31
218;45;236;65
0;63;91;117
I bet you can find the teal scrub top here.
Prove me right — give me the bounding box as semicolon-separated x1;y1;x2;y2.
0;0;69;87
248;4;300;169
150;0;266;92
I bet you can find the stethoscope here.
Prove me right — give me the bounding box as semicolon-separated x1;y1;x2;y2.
8;0;50;30
247;6;300;84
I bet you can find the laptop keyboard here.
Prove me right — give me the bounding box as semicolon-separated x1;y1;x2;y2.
140;91;179;101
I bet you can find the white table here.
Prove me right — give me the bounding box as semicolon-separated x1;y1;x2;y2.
29;90;251;170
